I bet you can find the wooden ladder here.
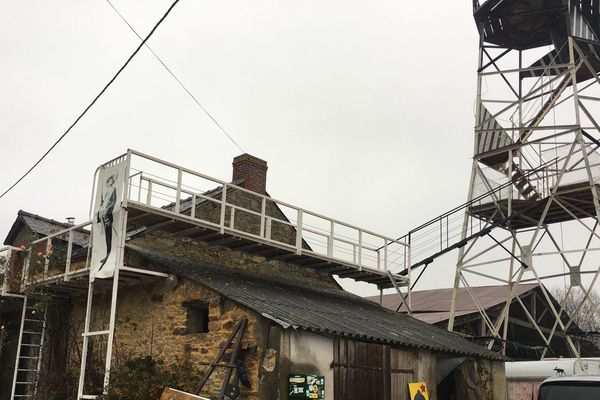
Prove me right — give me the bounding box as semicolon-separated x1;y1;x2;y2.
160;319;248;400
195;319;248;400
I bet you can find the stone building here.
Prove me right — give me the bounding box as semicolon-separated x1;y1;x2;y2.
0;151;507;400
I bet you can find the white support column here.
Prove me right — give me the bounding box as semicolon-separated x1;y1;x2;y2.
77;280;95;399
295;210;303;255
103;266;121;392
65;230;74;281
220;184;228;234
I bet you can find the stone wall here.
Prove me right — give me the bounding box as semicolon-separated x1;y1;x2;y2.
436;358;506;400
67;276;269;399
129;229;336;291
61;194;339;399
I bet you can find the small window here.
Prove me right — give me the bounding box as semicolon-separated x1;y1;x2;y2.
182;301;209;334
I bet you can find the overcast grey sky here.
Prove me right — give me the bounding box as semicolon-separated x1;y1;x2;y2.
0;0;479;295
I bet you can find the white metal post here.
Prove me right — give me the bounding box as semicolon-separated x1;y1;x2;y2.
220;184;227;234
43;238;52;280
295;210;303;255
260;198;266;238
77;280;95;399
174;168;182;214
357;230;363;269
65;230;74;281
101;153;132;393
327;221;334;257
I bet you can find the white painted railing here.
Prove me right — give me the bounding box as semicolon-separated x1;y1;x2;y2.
0;222;92;292
125;150;410;279
0;246;20;295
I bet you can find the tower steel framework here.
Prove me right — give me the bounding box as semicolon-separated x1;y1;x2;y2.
448;0;600;358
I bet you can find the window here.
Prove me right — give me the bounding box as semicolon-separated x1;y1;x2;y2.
182;301;209;334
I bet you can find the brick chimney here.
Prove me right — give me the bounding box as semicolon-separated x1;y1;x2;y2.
232;154;268;195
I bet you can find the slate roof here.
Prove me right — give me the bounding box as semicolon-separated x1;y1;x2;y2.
4;210;90;247
126;244;503;361
367;284;540;324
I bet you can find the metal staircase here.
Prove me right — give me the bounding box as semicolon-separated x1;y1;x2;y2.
510;163;541;201
11;296;47;399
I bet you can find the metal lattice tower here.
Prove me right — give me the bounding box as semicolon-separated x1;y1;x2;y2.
447;0;600;358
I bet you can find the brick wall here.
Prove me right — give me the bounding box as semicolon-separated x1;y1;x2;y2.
232;154;268;195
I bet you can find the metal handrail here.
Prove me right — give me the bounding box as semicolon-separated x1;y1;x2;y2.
125;149;409;275
0;246;21;295
401;159;554;240
16;221;93;289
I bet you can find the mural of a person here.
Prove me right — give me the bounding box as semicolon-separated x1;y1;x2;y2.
96;172;118;271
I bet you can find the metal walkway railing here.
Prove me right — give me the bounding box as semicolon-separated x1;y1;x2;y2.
125;151;410;281
0;221;92;294
391;161;557;281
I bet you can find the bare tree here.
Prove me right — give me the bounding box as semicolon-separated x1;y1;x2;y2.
551;286;600;331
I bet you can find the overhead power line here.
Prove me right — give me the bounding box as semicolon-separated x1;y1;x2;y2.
104;0;245;154
0;0;181;200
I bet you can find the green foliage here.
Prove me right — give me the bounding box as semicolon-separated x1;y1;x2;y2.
98;355;203;400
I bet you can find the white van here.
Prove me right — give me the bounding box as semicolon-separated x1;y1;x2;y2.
506;358;600;400
538;375;600;399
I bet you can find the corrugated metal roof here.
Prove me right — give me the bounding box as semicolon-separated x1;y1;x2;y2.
367;284;539;324
126;244;503;360
4;210;89;247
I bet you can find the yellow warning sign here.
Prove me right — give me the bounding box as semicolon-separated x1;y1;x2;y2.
408;382;429;400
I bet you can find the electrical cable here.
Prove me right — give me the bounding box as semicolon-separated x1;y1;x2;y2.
104;0;244;154
0;0;182;200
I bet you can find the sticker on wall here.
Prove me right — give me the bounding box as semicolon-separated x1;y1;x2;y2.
288;374;325;399
90;155;127;281
408;382;430;400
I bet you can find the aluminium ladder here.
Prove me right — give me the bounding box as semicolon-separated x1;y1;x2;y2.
10;296;47;399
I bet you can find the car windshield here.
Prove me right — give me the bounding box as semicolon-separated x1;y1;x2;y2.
539;381;600;400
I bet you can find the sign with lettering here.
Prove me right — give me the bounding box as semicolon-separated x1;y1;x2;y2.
288;374;325;399
408;382;430;400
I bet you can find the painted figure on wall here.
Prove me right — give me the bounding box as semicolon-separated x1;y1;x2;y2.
97;172;118;271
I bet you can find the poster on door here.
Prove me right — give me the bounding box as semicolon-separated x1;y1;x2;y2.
408;382;429;400
90;157;126;281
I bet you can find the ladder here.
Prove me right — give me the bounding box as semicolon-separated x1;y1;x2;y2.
195;319;248;399
10;296;47;399
160;320;248;400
